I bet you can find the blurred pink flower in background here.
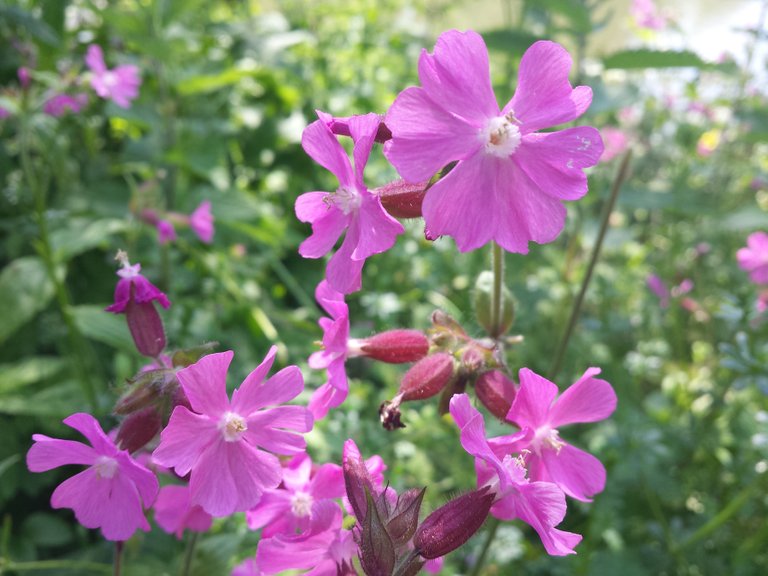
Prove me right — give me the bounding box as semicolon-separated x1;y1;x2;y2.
189;200;214;243
631;0;667;30
154;484;213;539
600;127;630;161
738;232;768;284
85;45;141;108
43;93;88;117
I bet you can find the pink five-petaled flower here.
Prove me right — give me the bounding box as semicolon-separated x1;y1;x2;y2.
26;413;159;541
307;280;355;420
189;200;215;243
246;453;345;537
105;253;170;313
631;0;668;31
505;368;617;502
296;112;405;294
384;31;603;253
256;500;357;575
154;484;213;539
43;93;88;117
152;348;314;517
85;45;141;109
737;232;768;285
449;394;582;556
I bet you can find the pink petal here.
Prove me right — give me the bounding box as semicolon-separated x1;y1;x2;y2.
308;382;348;420
515;127;604;201
97;473;152;540
315;280;348;320
62;413;115;455
418;30;499;126
506;369;559;429
282;453;313;490
189;439;237;516
302;116;354;187
27;436;96;472
177;351;233;417
245;406;312;455
541;444;606;502
347;113;383;188
549;367;617;426
152;407;219;476
309;464;345;500
325;225;365;294
351;193;404;260
506;41;592;133
384;86;482;183
232;349;304;414
296;192;348;259
246;490;292;533
85;45;106;74
232;442;283;512
421;152;499;252
116;452;159;508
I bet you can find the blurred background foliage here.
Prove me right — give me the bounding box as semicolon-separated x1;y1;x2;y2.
1;0;768;574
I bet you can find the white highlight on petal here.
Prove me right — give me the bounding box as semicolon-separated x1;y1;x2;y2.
329;186;363;215
290;491;314;517
219;411;248;442
94;455;118;479
481;113;522;158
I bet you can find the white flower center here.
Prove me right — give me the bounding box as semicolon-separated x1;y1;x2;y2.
329;186;362;215
219;411;248;442
103;71;119;88
290;491;314;517
533;426;565;454
482;113;522;158
94;455;118;479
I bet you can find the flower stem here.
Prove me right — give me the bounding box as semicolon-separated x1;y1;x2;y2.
180;531;199;576
548;151;632;380
469;516;500;576
490;242;504;339
113;542;123;576
20;121;99;409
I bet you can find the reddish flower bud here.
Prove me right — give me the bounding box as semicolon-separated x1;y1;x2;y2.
115;406;162;453
399;353;455;402
413;487;494;560
359;330;429;364
376;179;428;219
125;298;166;358
114;369;174;414
475;370;517;421
343;439;375;522
387;487;425;546
359;488;396;576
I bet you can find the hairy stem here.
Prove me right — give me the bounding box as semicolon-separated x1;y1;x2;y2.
490;242;505;339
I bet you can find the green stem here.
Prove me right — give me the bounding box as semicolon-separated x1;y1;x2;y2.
180;531;199;576
548;151;632;380
20;121;98;409
469;517;500;576
677;483;756;551
490;242;504;339
113;542;123;576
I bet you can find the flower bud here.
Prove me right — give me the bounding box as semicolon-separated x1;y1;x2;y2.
473;271;515;338
413;487;494;560
359;330;429;364
387;487;425;546
114;369;173;414
125;298;166;358
359;488;396;576
115;406;162;453
399;353;455;402
375;179;428;219
343;439;375;522
475;370;517;421
171;342;218;368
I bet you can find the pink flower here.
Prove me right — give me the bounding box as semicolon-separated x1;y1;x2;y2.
297;112;404;294
308;281;354;419
232;558;263;576
246;453;345;537
738;232;768;284
85;45;141;109
157;219;177;244
0;106;11;119
647;274;671;308
189;200;214;243
449;394;581;556
152;348;313;517
600;127;629;162
256;500;357;575
105;255;170;313
26;413;159;541
505;368;617;502
154;484;213;539
18;67;31;89
43;93;88;117
631;0;668;30
384;31;602;253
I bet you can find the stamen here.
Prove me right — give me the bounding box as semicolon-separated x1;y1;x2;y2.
219;411;248;442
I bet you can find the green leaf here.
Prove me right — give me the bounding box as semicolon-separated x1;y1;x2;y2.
0;257;55;345
0;380;82;416
0;357;66;395
50;219;127;260
0;6;60;46
72;305;135;352
533;0;592;34
177;68;257;95
481;29;544;54
603;49;709;69
23;513;74;548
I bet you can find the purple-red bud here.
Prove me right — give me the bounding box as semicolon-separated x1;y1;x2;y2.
114;369;174;415
399;353;455;402
115;406;162;453
387;487;426;546
360;330;429;364
343;439;375;522
475;370;517;421
413;487;494;560
125;298;166;358
359;488;396;576
376;179;428;219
